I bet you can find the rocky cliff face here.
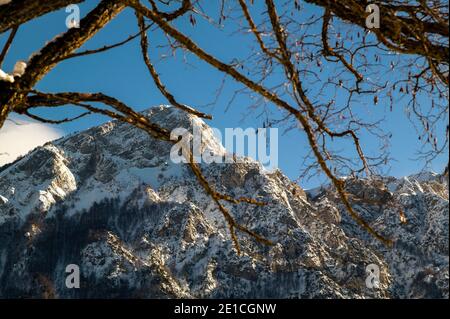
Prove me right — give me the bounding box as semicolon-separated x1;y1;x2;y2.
0;106;448;298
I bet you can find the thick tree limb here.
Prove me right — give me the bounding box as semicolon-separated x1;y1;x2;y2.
0;0;126;129
0;0;84;34
304;0;449;66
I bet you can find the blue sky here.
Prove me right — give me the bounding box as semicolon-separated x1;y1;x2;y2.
1;1;447;188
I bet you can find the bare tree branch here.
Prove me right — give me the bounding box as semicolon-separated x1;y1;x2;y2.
0;26;19;68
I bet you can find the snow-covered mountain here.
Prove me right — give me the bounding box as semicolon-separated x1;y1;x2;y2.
0;106;448;298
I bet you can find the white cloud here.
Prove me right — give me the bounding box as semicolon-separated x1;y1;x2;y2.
0;119;62;166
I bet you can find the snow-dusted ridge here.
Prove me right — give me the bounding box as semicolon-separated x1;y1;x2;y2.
0;106;448;298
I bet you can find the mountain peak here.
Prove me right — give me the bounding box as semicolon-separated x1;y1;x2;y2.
0;106;448;298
